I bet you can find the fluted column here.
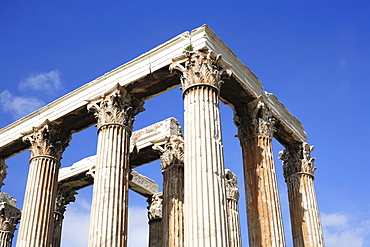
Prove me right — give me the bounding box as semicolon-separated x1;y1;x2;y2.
51;185;77;247
153;136;184;247
87;85;144;247
279;143;324;246
225;169;242;247
16;121;71;247
170;49;231;246
0;192;21;247
234;98;285;247
147;192;163;247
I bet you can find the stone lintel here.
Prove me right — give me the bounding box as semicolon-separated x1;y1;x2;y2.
0;25;306;159
58;158;158;197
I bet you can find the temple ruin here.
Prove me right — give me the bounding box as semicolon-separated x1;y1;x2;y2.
0;25;324;246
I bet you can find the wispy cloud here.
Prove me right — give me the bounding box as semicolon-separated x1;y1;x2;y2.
0;90;45;119
322;212;369;247
339;53;354;67
62;200;149;247
18;70;62;95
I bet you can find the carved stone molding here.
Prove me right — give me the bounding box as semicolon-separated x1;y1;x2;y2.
153;136;184;171
234;97;276;139
0;159;8;190
22;120;71;160
225;169;240;201
87;85;144;130
0;193;21;234
147;192;163;221
279;142;316;180
170;49;231;94
54;186;77;218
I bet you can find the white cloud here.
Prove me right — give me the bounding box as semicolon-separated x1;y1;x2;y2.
0;90;45;119
61;198;90;247
61;200;148;247
128;206;149;247
322;212;369;247
18;70;62;94
322;212;348;229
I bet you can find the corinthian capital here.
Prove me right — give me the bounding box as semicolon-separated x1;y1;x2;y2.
279;142;316;180
153;136;184;171
170;49;231;93
225;169;240;201
55;186;77;218
147;192;163;221
234;97;276;139
87;85;144;130
0;193;21;233
22;120;71;159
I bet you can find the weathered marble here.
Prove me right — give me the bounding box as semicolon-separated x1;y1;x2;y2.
16;121;71;247
51;186;77;247
234;97;286;247
280;143;324;247
171;49;231;247
0;192;21;247
87;85;144;247
147;192;163;247
153;136;184;247
225;169;242;247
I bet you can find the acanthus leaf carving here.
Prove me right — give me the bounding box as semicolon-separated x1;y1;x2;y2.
87;85;144;130
54;185;77;221
279;142;316;180
0;193;21;233
22;120;71;159
170;49;231;93
225;169;240;201
234;96;276;139
153;135;184;171
147;192;163;221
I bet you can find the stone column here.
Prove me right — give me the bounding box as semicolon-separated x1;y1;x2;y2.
225;169;242;247
87;85;144;247
153;136;184;247
16;120;71;247
147;192;163;247
51;185;77;247
0;193;21;247
279;143;324;247
170;49;231;246
234;98;286;247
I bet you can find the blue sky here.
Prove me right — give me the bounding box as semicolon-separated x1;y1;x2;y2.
1;1;369;246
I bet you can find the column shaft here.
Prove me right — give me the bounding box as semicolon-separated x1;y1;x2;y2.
280;143;324;246
17;157;59;246
184;85;229;246
235;99;285;247
225;169;242;247
17;121;70;247
154;136;184;247
51;186;76;247
163;165;184;247
241;136;285;246
87;85;144;247
88;124;130;246
171;50;231;246
147;192;163;247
